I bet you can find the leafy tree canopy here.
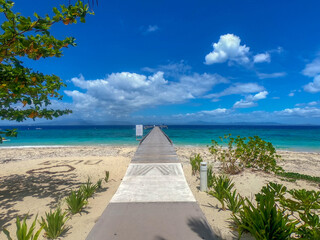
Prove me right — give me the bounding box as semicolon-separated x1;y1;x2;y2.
0;0;92;142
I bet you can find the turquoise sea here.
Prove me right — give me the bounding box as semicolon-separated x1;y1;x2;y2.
0;125;320;152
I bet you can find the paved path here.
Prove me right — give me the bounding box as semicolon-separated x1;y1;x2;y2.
86;127;218;240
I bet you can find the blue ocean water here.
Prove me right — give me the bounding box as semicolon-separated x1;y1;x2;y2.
0;125;320;152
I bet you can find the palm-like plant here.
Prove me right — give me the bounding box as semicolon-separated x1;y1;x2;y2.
66;190;88;214
3;215;43;240
208;175;234;210
40;207;68;239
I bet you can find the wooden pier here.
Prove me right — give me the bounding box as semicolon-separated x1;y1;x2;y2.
86;126;217;240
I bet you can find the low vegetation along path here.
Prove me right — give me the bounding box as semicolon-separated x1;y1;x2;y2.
86;126;217;240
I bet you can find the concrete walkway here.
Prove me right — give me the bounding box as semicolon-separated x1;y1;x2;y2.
86;127;218;240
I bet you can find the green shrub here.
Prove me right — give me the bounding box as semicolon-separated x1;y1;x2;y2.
209;134;282;174
207;164;214;188
190;153;202;175
209;135;240;174
104;171;109;183
66;190;87;214
3;215;43;240
80;177;97;199
208;174;234;210
40;207;68;239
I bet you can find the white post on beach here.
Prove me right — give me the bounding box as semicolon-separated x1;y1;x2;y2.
136;125;143;140
200;162;207;191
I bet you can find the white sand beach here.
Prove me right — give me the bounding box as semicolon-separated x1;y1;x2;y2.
0;146;319;239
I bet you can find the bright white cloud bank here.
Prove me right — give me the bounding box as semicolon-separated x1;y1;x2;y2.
303;57;320;93
205;34;250;65
65;72;227;118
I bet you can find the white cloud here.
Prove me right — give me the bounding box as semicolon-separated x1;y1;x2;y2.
174;108;230;118
257;72;286;79
253;53;270;63
233;91;268;108
205;34;250;65
142;61;192;77
295;101;319;107
200;108;228;115
172;106;320;124
233;100;257;108
140;25;159;35
146;25;159;33
277;107;320;117
249;91;268;101
302;58;320;77
308;101;318;106
304;75;320;93
206;83;265;99
65;72;226;119
302;57;320;93
288;92;294;97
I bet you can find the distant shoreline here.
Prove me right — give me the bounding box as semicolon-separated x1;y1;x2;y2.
1;125;319;152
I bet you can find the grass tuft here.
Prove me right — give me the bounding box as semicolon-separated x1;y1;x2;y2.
66;190;87;215
80;177;97;199
40;207;68;239
3;215;43;240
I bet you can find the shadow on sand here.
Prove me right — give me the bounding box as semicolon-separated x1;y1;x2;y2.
0;170;82;229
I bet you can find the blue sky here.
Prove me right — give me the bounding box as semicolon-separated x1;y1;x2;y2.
3;0;320;124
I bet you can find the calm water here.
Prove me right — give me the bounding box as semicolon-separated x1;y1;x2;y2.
0;125;320;152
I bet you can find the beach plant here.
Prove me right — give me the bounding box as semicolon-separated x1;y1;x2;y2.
208;174;234;210
80;177;97;199
209;135;241;174
284;189;320;216
190;153;202;175
207;164;214;188
209;134;282;174
228;182;320;239
66;189;88;214
104;171;110;183
276;171;320;183
40;207;68;239
96;178;103;189
232;192;295;240
226;189;243;214
295;212;320;239
3;215;43;240
285;189;320;239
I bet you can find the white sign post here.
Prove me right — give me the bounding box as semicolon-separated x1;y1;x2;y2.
136;125;143;140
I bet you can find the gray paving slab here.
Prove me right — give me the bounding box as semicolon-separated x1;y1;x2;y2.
110;163;195;203
86;202;219;240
